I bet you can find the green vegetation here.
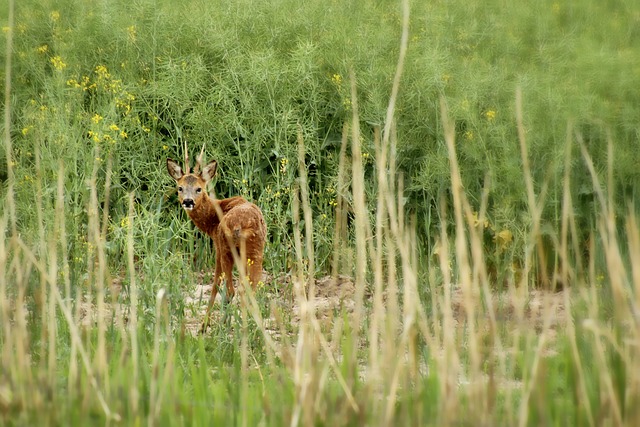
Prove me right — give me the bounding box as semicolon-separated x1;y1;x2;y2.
1;0;639;425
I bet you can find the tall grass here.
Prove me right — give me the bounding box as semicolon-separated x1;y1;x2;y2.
2;0;640;425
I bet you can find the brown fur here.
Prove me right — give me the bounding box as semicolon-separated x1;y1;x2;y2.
167;157;266;331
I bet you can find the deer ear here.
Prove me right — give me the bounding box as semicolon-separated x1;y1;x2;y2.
201;160;218;182
167;158;184;181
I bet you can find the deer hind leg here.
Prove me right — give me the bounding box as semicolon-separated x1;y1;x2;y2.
247;254;263;290
220;253;235;303
200;255;223;333
244;238;264;291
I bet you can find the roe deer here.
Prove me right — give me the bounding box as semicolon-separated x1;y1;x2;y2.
167;145;266;332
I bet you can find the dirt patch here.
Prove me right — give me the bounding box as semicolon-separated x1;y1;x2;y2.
182;273;359;336
448;285;568;336
184;273;568;346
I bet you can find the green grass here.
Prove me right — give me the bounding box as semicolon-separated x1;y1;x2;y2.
2;0;640;425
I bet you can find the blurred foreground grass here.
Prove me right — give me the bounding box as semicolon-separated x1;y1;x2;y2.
1;0;640;425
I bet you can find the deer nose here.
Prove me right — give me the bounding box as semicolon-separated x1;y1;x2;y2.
182;199;195;209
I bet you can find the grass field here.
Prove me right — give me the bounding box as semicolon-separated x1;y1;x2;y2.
2;0;640;425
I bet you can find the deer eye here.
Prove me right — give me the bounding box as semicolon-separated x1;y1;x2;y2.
178;187;183;192
196;188;202;194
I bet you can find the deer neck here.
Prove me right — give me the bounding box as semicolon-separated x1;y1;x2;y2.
187;194;221;236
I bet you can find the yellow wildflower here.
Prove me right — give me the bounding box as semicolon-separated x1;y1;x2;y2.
485;110;496;121
50;56;67;70
37;44;48;54
109;124;119;131
494;229;513;250
94;65;110;83
91;114;103;124
279;157;288;174
331;73;342;86
50;11;60;21
88;131;101;143
127;26;137;42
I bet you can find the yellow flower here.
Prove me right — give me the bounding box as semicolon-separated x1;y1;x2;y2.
109;124;119;131
37;44;48;54
50;11;60;21
162;145;168;150
119;130;128;139
21;126;33;136
91;114;103;124
50;56;67;70
494;229;513;250
464;130;474;141
95;65;110;81
331;73;342;86
279;157;288;174
485;110;496;121
88;130;101;143
127;26;137;42
120;217;130;228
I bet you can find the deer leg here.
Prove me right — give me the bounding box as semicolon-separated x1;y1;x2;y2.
217;254;234;326
245;238;264;290
200;256;222;333
248;255;263;290
221;254;235;303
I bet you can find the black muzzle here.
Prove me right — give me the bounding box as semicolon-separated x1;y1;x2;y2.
182;199;195;209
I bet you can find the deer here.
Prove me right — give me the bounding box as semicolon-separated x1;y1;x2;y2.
166;144;266;332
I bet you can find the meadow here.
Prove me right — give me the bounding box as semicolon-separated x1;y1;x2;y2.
1;0;640;425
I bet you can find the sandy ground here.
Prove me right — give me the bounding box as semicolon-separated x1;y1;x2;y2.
77;271;567;343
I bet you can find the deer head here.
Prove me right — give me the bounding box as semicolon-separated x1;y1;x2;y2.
167;144;217;211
